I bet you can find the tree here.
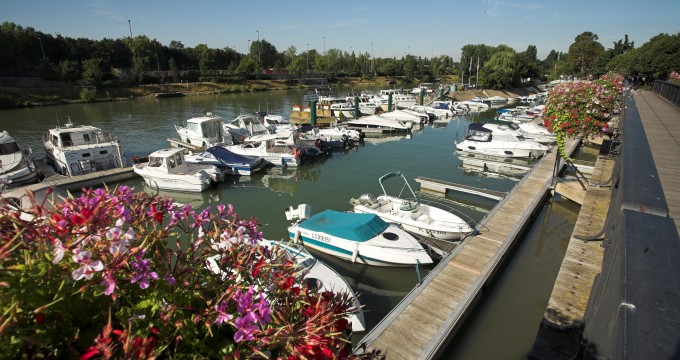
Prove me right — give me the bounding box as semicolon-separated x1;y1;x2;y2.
478;50;518;89
283;46;296;67
127;36;156;84
631;32;680;80
236;56;256;76
403;55;418;78
288;56;305;77
168;57;179;82
380;60;398;76
194;44;214;75
58;59;80;84
568;31;605;77
81;58;103;85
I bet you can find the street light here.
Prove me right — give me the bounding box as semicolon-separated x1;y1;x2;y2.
128;19;132;38
256;30;260;70
323;36;325;55
306;43;309;72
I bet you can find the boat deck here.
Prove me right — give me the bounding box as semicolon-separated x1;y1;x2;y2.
356;141;577;359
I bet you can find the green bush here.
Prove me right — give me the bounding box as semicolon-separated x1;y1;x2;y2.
79;87;98;102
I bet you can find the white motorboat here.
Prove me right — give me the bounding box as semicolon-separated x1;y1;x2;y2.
285;204;433;267
0;131;39;188
507;122;556;145
43;119;126;177
297;126;364;148
133;148;220;192
376;110;424;128
258;239;366;332
346;94;379;115
224;113;270;143
346;115;411;134
223;134;302;167
260;113;296;136
461;99;490;111
456;123;550;158
184;146;268;176
175;112;232;148
350;171;473;241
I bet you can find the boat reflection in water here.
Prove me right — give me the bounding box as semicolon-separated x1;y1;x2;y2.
223;165;324;195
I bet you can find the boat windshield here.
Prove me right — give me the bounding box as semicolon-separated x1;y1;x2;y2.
0;142;20;155
148;157;163;167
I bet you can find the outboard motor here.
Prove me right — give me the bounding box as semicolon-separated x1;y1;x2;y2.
285;204;312;221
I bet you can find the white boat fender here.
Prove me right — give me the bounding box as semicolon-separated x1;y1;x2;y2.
351;243;360;264
293;230;301;244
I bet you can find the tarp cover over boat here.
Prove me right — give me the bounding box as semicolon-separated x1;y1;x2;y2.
300;210;389;242
205;146;262;166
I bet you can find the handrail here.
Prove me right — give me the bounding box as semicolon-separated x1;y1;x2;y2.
653;80;680;108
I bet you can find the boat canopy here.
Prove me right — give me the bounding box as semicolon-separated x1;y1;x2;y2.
465;123;492;142
205;146;262;166
300;210;389;242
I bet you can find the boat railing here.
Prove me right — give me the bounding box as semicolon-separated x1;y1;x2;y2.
414;195;479;230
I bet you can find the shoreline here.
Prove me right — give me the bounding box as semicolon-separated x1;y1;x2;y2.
0;76;544;110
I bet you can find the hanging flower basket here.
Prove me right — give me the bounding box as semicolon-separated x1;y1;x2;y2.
543;73;624;160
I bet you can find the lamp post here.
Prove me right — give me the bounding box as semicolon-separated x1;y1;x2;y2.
306;43;309;72
371;42;374;75
128;19;132;38
323;36;325;55
256;30;260;78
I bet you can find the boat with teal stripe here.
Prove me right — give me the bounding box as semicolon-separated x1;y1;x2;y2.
285;204;433;267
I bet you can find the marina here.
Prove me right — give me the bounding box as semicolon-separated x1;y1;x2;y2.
3;84;677;358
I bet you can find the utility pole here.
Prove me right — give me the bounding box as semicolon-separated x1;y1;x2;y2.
38;37;46;60
256;30;260;79
128;19;132;38
306;43;309;72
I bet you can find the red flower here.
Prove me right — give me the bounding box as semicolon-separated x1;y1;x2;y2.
148;204;163;223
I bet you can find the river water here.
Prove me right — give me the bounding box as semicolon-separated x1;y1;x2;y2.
1;88;579;357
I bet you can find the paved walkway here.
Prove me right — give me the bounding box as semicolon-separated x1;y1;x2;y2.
633;90;680;232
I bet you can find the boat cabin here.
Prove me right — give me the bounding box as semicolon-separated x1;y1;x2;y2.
176;113;229;147
147;148;191;174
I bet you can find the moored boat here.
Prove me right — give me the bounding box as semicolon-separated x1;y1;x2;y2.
133;148;221;192
455;123;550;158
350;171;473;241
43;119;126;177
285;204;433;267
0;131;40;188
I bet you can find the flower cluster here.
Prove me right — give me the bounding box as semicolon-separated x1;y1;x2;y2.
543;73;623;159
0;186;382;359
670;70;680;83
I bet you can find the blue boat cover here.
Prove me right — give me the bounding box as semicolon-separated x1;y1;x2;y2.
300;210;389;242
205;146;262;166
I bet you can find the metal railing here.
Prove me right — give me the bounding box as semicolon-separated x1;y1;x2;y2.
577;88;680;359
652;80;680;108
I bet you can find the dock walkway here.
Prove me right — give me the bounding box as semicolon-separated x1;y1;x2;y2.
356;141;576;359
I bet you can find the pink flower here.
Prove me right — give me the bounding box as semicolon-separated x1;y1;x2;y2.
71;250;104;281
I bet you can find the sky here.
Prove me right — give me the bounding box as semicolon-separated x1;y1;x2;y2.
2;0;678;61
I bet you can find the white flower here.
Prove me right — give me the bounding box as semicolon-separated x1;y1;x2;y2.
52;240;65;264
71;250;104;281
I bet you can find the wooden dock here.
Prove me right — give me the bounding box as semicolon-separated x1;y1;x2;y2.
415;177;507;201
356;140;578;359
3;167;138;195
528;155;614;359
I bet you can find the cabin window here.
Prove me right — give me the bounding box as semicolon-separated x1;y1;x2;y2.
0;142;20;155
174;153;183;165
168;155;176;168
60;133;73;146
148;157;162;167
100;150;108;155
202;121;222;138
82;153;91;157
83;134;91;142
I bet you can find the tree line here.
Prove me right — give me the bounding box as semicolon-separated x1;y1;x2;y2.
1;22;678;89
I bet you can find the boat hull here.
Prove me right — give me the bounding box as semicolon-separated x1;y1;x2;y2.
287;224;432;267
133;164;211;193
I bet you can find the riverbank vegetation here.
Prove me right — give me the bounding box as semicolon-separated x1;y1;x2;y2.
1;21;679;109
